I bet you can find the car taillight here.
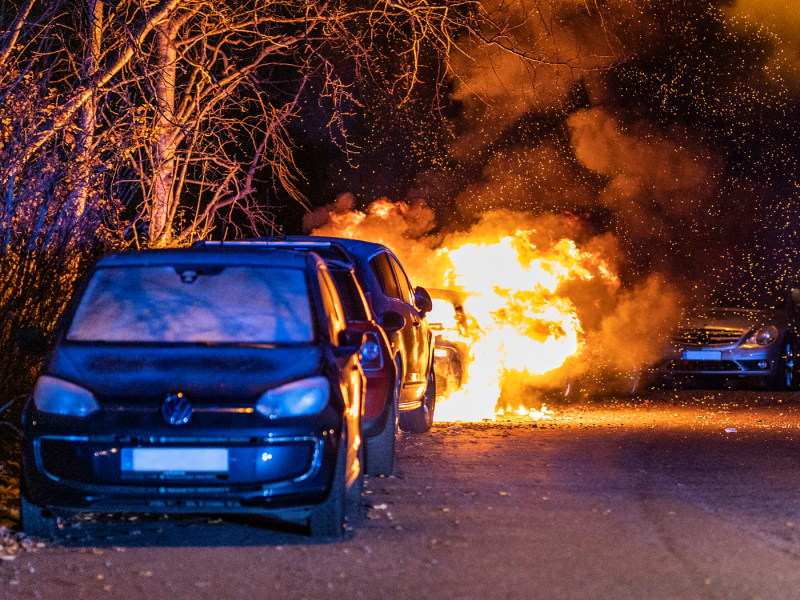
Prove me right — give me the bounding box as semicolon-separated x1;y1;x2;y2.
360;332;384;371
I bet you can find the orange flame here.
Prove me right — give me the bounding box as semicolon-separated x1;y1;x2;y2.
434;231;616;422
309;197;625;422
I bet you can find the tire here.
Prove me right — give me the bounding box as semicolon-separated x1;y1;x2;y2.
772;340;796;391
20;493;57;539
308;435;347;539
365;370;398;476
347;431;364;510
399;369;435;433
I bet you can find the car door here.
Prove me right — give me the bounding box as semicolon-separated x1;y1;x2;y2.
368;252;427;404
316;265;363;486
387;253;431;385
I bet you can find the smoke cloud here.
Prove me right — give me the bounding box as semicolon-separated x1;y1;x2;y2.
430;0;800;301
298;0;800;412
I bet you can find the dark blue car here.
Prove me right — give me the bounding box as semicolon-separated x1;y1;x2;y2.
19;247;365;538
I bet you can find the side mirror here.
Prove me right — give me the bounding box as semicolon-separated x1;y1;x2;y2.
337;327;365;349
379;311;405;334
414;286;432;316
15;327;47;354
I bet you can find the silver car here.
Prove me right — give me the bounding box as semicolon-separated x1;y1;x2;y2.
658;303;797;390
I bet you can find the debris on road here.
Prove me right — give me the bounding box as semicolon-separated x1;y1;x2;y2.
0;526;44;560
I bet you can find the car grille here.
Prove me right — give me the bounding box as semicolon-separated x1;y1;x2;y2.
672;327;745;347
665;359;741;372
37;437;320;485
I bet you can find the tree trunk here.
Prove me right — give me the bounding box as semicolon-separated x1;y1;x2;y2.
74;0;103;219
149;21;178;245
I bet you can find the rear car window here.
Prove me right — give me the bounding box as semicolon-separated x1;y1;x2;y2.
317;268;346;342
389;255;413;304
329;270;368;321
370;253;402;300
68;266;314;343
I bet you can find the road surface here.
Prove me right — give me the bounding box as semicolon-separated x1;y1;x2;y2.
2;389;800;599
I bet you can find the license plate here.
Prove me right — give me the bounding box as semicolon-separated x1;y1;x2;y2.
683;351;722;361
121;448;229;473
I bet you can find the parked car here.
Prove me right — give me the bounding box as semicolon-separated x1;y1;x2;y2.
426;289;471;398
325;263;399;475
199;240;399;475
199;237;435;463
657;294;799;390
18;247;366;538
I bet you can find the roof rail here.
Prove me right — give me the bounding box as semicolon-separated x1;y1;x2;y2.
199;240;333;248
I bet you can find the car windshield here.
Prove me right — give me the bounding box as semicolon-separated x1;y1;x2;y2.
68;265;314;343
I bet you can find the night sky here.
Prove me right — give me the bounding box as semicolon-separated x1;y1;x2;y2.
280;0;800;308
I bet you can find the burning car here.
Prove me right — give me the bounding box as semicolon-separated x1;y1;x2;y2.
19;247;366;538
426;289;471;399
658;297;799;390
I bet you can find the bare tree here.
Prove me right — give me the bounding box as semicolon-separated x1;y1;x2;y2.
1;0;612;250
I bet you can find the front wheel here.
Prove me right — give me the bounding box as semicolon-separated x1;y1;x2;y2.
20;493;57;539
365;373;398;476
347;431;364;511
399;369;435;433
308;436;347;539
772;340;796;391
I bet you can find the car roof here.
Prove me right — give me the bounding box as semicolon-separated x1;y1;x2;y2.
97;246;316;269
199;236;391;262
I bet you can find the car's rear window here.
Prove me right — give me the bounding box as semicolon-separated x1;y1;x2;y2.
329;269;368;321
67;266;314;343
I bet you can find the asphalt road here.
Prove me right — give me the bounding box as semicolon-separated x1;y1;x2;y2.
3;389;800;599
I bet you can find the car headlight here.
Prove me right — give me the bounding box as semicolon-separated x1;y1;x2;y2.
745;325;779;346
255;376;330;419
33;375;99;417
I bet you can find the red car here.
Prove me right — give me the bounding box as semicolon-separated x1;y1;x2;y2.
324;262;399;476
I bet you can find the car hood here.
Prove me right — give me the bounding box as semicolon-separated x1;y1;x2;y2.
682;308;786;331
45;344;323;403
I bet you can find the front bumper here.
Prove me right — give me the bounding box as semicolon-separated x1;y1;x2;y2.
658;345;778;378
22;411;343;519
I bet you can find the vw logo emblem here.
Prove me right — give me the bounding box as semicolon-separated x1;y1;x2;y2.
163;393;192;425
697;330;710;345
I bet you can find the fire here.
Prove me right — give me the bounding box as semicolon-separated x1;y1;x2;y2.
433;232;612;422
308;197;624;422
